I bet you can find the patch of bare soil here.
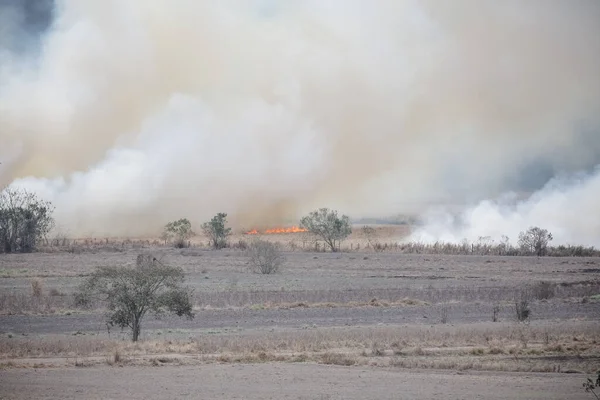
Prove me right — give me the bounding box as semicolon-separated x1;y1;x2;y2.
0;363;592;400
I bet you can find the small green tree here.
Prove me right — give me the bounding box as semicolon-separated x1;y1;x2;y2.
163;218;195;248
0;188;55;253
518;226;553;256
74;254;194;342
201;213;232;249
300;208;352;252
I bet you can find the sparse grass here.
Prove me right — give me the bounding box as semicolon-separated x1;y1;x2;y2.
1;321;597;373
28;230;600;257
1;244;600;379
440;304;450;324
0;292;78;315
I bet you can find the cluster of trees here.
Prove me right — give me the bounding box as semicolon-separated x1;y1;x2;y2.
0;185;353;255
161;208;352;253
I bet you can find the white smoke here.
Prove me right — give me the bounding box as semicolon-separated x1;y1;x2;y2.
411;167;600;247
1;1;599;241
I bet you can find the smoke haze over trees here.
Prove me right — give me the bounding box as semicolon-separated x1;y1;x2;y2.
1;1;599;245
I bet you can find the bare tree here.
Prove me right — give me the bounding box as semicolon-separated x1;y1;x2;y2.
518;226;553;256
300;208;352;252
75;254;194;342
0;188;54;253
361;225;380;250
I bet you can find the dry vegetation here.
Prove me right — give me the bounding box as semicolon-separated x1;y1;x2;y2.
1;225;599;378
1;322;598;374
33;226;600;257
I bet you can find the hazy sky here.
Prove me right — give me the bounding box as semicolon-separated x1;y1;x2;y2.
1;0;599;244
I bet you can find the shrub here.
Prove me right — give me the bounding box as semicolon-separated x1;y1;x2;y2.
201;213;232;249
49;288;64;297
247;240;285;274
362;226;380;250
162;218;194;248
300;208;352;252
533;281;555;300
515;290;531;322
492;304;500;322
31;279;43;298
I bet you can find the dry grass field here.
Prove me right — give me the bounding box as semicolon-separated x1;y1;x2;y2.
1;226;599;399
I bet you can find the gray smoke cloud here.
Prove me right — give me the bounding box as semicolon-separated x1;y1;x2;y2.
410;166;600;247
1;1;599;242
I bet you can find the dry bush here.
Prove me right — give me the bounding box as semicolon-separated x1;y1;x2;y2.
30;279;43;298
49;288;65;297
247;240;285;274
371;342;385;356
515;290;531;322
320;352;356;366
492;304;500;322
106;348;126;366
533;281;555;300
232;240;248;250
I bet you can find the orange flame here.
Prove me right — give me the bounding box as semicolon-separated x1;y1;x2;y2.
245;226;307;235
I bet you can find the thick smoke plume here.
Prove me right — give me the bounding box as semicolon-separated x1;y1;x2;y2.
1;1;599;242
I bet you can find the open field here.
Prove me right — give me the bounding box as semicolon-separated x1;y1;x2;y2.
0;364;593;400
1;233;599;399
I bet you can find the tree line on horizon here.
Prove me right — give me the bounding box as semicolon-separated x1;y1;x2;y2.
0;187;597;257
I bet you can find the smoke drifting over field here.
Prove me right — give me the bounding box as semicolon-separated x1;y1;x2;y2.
1;1;599;243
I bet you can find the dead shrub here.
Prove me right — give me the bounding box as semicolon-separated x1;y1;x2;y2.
233;240;248;250
107;348;124;365
515;290;531;322
371;342;385;356
30;279;43;298
470;348;485;355
492;304;500;322
49;288;65;297
320;352;356;366
533;281;555;300
247;240;285;274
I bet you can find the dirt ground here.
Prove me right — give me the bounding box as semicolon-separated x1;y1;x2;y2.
0;364;593;400
0;235;599;399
